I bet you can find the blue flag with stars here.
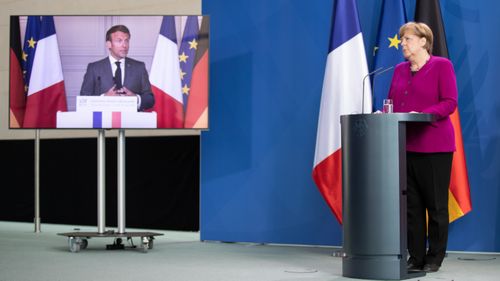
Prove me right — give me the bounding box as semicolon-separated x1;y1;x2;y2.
22;16;42;92
372;0;407;111
178;16;200;111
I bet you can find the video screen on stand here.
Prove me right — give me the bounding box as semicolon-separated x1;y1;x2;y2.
9;15;209;129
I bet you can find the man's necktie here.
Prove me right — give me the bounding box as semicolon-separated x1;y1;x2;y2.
114;61;123;89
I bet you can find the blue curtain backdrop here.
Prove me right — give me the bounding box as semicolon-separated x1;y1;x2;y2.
201;0;500;252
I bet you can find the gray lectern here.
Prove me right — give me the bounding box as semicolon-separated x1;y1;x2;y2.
340;113;434;280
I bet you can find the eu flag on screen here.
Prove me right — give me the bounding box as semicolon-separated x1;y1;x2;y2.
178;16;199;110
184;16;209;129
22;16;42;91
372;0;407;111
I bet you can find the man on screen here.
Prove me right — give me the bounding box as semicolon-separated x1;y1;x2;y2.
80;25;154;111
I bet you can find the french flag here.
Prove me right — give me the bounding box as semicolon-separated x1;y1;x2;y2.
150;16;184;128
312;0;371;224
23;16;67;128
92;112;122;128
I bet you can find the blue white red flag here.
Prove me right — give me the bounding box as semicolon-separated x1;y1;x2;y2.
312;0;371;224
150;16;184;128
23;16;67;128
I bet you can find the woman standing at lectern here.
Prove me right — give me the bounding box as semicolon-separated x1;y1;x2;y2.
388;22;457;273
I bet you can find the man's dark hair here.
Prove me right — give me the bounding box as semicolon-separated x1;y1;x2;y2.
106;25;130;41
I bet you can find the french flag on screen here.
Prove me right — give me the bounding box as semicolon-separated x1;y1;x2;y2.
92;112;122;128
149;16;184;128
23;16;67;128
312;0;371;224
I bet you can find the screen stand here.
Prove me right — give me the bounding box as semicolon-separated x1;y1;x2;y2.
97;129;106;234
59;129;162;252
34;129;41;233
117;129;126;234
97;129;126;234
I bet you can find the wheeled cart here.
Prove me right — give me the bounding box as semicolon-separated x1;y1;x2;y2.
58;129;162;253
59;231;162;253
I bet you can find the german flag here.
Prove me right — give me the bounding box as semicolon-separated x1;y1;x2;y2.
415;0;472;222
9;16;26;128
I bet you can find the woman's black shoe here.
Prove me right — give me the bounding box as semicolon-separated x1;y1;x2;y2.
422;263;440;272
407;261;423;271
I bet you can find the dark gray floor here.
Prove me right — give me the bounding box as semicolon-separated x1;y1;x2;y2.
0;221;498;281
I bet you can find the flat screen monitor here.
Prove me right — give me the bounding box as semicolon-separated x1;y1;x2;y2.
9;15;209;129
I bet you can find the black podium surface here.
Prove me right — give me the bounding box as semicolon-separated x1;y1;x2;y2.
340;113;434;280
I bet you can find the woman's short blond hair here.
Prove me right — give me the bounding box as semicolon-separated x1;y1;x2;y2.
399;22;433;54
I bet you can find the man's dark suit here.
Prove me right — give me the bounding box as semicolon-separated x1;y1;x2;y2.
80;57;155;111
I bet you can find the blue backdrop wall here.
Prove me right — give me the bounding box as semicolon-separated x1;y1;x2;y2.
201;0;500;252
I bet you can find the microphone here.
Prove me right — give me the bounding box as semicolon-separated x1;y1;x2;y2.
361;66;394;113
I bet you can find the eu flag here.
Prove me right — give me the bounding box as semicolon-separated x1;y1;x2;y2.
372;0;407;111
178;16;200;111
22;16;42;92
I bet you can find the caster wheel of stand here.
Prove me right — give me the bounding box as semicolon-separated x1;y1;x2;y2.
68;237;81;253
147;237;154;249
81;239;88;249
141;237;149;253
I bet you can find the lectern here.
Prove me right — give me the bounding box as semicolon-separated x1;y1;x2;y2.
340;113;434;280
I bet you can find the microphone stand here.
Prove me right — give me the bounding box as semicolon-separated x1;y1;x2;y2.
362;66;395;114
371;66;395;112
362;67;382;114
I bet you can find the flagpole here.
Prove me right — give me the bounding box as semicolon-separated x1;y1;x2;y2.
34;129;41;233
